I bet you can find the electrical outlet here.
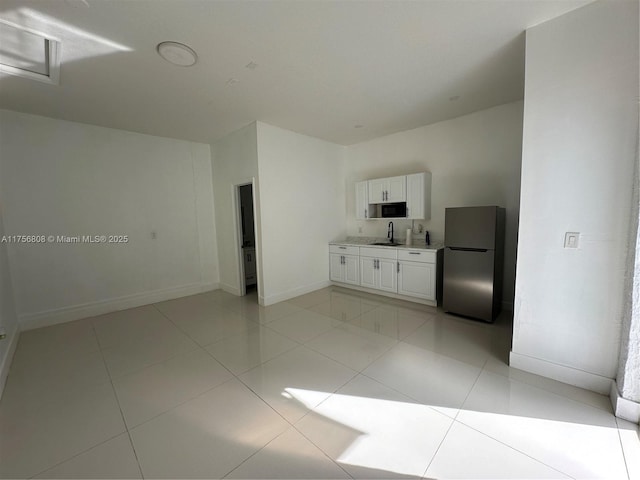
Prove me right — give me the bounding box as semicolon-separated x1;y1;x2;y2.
564;232;579;248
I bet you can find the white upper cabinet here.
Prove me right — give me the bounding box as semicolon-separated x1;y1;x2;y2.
368;176;406;204
368;178;386;204
357;172;430;219
386;176;406;202
355;181;370;220
406;172;431;220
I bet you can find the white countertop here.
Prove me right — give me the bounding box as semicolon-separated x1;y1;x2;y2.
330;236;442;251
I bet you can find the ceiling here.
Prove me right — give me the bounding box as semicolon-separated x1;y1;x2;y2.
0;0;591;146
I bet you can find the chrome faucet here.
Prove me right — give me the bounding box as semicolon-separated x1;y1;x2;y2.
387;221;394;243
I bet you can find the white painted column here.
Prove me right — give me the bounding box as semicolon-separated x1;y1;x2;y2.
612;132;640;424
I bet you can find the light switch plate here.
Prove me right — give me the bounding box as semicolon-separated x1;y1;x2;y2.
564;232;580;248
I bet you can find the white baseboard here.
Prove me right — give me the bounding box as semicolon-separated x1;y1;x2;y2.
611;381;640;424
330;282;437;307
19;282;218;331
509;351;613;395
0;323;20;400
220;282;242;297
261;280;332;306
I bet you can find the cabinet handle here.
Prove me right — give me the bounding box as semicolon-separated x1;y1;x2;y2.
339;246;347;249
409;252;420;255
342;255;345;265
374;259;377;269
397;261;400;273
365;209;367;218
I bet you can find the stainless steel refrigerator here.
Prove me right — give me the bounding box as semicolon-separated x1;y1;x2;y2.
443;206;505;322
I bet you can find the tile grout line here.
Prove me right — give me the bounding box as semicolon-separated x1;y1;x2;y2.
288;425;356;479
480;358;618;417
27;431;124;479
150;298;337;477
452;358;578;480
453;357;489;421
420;357;488;478
614;416;633;480
451;417;578;479
224;301;362;478
90;322;145;479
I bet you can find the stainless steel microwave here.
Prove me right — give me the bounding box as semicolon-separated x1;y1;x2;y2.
380;202;407;218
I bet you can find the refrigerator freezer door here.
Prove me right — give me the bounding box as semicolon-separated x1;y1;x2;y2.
443;247;496;322
445;206;497;250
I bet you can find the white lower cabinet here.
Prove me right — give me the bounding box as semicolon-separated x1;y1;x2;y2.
330;244;438;305
397;250;436;301
329;245;360;286
398;261;435;300
359;247;397;294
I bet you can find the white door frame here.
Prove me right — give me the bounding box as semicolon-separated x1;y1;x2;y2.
233;178;259;297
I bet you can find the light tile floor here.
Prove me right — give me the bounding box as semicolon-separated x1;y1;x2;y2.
1;286;638;479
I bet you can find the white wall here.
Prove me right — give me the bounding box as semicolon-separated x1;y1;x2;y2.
345;101;524;305
0;110;218;329
210;122;260;296
512;0;639;392
0;193;19;398
256;122;346;305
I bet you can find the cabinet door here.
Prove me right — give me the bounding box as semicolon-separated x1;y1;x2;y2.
378;258;398;293
368;179;386;204
406;173;424;220
360;257;377;289
344;255;360;285
398;261;434;300
355;181;369;219
386;176;406;202
329;254;344;282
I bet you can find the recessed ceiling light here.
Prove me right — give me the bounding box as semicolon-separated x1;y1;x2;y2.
354;124;364;129
156;41;197;67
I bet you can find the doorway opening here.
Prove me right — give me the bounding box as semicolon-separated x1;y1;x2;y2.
236;182;257;299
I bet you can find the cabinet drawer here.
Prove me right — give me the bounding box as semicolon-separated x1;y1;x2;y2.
359;247;397;260
329;244;359;256
397;249;436;263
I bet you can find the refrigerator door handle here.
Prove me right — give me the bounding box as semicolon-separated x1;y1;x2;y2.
448;247;489;252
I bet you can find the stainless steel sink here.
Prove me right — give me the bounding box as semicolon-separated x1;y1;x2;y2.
370;242;402;246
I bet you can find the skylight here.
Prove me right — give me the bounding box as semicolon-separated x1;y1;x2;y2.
0;19;60;85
